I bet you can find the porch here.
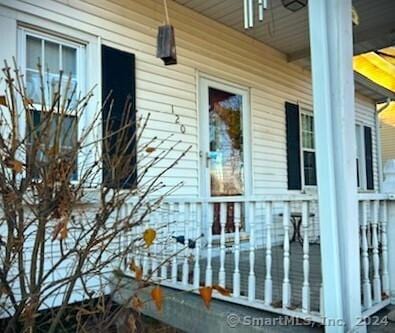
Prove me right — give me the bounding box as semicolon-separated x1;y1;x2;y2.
128;192;392;324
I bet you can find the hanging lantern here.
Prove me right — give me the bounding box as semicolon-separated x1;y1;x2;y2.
156;24;177;66
281;0;307;12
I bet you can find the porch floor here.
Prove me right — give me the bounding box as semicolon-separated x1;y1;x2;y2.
195;242;322;312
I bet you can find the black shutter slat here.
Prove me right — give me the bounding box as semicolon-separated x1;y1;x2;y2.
101;45;137;189
285;102;302;190
364;126;374;190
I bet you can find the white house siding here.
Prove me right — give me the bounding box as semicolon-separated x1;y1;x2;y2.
0;0;380;312
0;0;379;198
379;105;395;165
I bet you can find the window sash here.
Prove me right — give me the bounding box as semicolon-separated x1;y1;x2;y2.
20;27;84;182
300;110;317;187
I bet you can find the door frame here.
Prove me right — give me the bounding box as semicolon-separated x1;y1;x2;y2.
198;74;252;200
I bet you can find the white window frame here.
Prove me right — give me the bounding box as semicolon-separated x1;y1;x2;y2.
298;109;370;191
299;108;317;188
355;122;368;191
18;26;86;183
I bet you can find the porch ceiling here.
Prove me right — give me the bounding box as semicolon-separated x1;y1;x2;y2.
175;0;395;101
175;0;395;63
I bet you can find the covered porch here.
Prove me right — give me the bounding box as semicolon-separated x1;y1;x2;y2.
125;0;395;332
130;193;392;326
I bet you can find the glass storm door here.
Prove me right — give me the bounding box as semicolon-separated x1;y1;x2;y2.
199;78;250;234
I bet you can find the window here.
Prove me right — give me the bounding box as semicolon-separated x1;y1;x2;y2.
286;101;374;191
300;112;317;186
21;28;84;181
355;124;364;188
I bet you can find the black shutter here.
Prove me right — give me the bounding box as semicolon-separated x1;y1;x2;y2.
364;126;374;190
285;102;302;190
101;45;137;189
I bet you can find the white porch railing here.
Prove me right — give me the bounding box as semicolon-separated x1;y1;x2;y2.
127;193;392;324
358;194;391;319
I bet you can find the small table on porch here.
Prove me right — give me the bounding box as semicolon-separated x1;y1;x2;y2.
279;212;315;244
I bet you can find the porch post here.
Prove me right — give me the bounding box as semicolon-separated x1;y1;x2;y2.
308;1;364;333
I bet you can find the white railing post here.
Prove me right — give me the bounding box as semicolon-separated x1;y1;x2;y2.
248;201;256;301
371;200;382;303
233;203;241;297
218;203;227;287
361;200;372;309
264;201;273;305
170;203;178;283
193;203;201;289
181;203;189;286
383;160;395;303
282;201;291;309
381;201;389;296
302;201;311;313
205;202;213;286
160;205;168;281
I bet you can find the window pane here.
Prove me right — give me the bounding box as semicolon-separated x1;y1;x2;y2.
303;151;317;186
62;46;77;76
26;70;42;103
209;87;244;196
44;41;60;74
26;110;78;180
26;35;42;69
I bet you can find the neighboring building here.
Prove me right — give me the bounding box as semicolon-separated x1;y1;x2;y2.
1;1;395;332
354;47;395;167
380;103;395;165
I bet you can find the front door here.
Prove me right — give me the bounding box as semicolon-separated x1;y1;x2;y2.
199;77;250;234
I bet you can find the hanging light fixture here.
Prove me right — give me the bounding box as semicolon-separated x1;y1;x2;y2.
281;0;307;12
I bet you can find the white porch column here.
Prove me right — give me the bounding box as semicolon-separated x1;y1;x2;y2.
308;1;364;333
383;160;395;303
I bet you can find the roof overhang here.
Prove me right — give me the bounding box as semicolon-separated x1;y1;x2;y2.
354;72;395;103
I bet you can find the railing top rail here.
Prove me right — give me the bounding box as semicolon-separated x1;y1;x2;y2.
357;193;390;201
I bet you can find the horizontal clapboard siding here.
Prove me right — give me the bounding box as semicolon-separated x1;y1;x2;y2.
0;0;380;197
379;106;395;165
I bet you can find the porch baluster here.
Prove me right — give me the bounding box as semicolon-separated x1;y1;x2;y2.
264;201;273;305
233;203;241;297
193;203;201;289
219;203;227;287
170;203;178;283
381;201;389;296
150;211;159;280
160;206;168;281
372;200;382;303
361;200;372;308
302;201;311;313
181;203;189;286
248;201;256;301
282;201;291;308
205;203;213;286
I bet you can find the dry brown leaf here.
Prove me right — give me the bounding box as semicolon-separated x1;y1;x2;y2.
135;267;143;281
212;285;231;296
59;226;68;240
131;295;144;311
199;286;213;308
0;95;7;106
143;228;156;247
5;159;23;173
129;260;143;281
151;286;164;312
145;147;156;153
